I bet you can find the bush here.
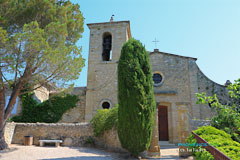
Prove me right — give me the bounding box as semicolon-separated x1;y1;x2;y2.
90;106;118;137
186;126;240;160
196;79;240;143
195;149;214;160
84;137;95;145
11;93;79;123
118;39;156;156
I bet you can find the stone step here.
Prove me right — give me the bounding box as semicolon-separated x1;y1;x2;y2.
159;141;178;148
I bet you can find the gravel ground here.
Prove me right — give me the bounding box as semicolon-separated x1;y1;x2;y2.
0;144;126;160
0;144;194;160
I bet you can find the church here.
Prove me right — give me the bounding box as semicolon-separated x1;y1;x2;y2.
59;19;229;144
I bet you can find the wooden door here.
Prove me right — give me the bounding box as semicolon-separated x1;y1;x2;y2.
158;105;169;141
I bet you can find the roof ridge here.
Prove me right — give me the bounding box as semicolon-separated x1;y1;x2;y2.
148;50;197;60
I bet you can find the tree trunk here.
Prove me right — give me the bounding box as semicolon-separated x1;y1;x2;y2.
0;124;8;150
0;70;8;150
4;81;23;120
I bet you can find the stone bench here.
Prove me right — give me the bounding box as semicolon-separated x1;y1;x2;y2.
39;140;63;147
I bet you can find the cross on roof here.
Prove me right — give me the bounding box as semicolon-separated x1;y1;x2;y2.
152;38;159;49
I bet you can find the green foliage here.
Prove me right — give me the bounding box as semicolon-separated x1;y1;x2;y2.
195;149;214;160
186;126;240;160
90;107;118;137
0;27;7;44
228;79;240;113
0;0;84;150
118;39;156;156
11;92;79;123
0;0;84;42
84;137;95;146
0;0;85;92
196;79;240;143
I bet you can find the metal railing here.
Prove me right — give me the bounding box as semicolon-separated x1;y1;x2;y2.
192;132;231;160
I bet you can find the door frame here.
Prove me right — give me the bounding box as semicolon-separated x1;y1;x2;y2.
157;102;172;142
158;105;169;141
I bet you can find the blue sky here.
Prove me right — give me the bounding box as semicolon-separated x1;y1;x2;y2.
71;0;240;87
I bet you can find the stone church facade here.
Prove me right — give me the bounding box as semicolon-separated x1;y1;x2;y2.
60;20;229;144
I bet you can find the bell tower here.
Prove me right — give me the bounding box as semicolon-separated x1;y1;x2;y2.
85;20;131;122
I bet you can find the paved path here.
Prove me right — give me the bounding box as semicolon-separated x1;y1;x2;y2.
0;144;194;160
159;146;194;160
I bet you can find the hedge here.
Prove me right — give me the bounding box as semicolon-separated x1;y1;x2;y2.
186;126;240;160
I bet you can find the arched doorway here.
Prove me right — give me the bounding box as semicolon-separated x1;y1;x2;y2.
158;105;169;141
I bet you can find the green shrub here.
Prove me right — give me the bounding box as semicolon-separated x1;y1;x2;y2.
11;93;79;123
196;79;240;143
186;126;240;160
195;149;214;160
90;107;118;137
118;38;156;156
84;137;95;145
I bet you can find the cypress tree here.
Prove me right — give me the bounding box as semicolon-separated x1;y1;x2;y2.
118;38;156;156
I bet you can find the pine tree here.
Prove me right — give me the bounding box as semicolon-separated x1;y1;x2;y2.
118;38;156;156
0;0;84;150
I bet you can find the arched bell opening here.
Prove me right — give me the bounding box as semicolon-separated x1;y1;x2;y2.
102;32;112;61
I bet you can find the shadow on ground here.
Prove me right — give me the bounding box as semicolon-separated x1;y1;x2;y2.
0;147;18;159
67;147;135;160
0;147;18;154
40;156;118;160
40;147;134;160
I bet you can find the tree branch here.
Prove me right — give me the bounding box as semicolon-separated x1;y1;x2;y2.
14;41;22;85
1;72;10;84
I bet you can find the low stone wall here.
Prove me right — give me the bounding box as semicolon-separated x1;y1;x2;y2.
4;122;125;152
189;119;211;131
10;123;93;146
4;122;16;144
95;127;125;153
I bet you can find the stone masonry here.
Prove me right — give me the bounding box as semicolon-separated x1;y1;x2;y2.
8;20;227;145
85;21;131;122
66;20;228;145
10;123;93;146
59;87;87;123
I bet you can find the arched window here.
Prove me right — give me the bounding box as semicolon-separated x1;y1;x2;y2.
102;32;112;61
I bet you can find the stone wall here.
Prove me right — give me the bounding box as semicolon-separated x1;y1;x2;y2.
150;51;196;144
95;127;125;152
32;85;50;103
4;122;124;152
59;87;87;123
148;50;229;144
4;122;16;144
189;119;211;131
10;123;93;146
196;68;229;119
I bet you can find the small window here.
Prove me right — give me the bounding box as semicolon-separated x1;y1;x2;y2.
153;73;163;86
102;102;110;109
102;32;112;61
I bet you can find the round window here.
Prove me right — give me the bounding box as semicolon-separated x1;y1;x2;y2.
102;102;110;109
153;73;163;86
